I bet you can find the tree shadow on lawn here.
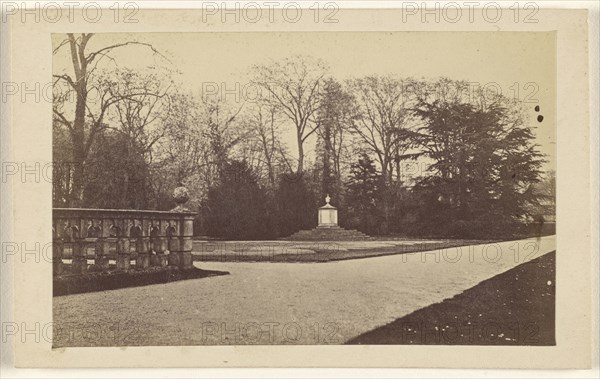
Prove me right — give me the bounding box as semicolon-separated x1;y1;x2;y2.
347;251;555;345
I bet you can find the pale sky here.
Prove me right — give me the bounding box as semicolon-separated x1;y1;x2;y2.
53;32;556;171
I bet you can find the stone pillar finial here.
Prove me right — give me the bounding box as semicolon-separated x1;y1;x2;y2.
171;186;191;212
325;194;331;205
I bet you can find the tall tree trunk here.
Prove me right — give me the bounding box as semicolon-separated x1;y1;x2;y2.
296;132;304;175
69;89;87;207
67;34;90;207
322;123;332;196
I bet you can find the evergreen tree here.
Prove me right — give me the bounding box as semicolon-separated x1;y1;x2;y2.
275;174;317;237
345;153;382;234
202;160;273;240
412;99;545;237
82;131;152;210
314;78;354;206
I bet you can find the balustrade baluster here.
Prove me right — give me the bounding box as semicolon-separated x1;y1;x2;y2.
136;219;150;269
167;221;180;267
52;222;64;275
71;219;87;274
95;219;111;271
151;220;168;267
116;218;131;270
180;215;194;269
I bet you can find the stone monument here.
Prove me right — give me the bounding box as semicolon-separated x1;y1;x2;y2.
287;195;371;241
318;194;338;227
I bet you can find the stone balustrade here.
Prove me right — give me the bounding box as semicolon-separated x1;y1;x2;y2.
52;187;195;276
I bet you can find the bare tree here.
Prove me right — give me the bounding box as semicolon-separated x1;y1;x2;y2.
348;75;416;184
251;55;328;174
98;68;172;205
159;93;206;183
246;103;284;188
52;33;165;206
150;92;209;209
149;92;247;209
201;97;247;175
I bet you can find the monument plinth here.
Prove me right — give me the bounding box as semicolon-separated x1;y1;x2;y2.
318;194;338;227
287;195;371;241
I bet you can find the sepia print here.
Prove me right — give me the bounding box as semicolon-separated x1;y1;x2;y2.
50;31;558;348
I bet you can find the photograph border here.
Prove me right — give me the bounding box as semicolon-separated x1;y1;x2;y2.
5;5;594;369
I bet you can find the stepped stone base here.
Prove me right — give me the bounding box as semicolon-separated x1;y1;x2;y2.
287;226;372;241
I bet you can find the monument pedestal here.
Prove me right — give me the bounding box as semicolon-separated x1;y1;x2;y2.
287;195;371;241
318;196;338;228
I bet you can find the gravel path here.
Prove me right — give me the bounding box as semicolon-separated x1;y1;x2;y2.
53;236;555;346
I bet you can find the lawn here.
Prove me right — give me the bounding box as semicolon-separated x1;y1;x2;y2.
192;238;491;262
